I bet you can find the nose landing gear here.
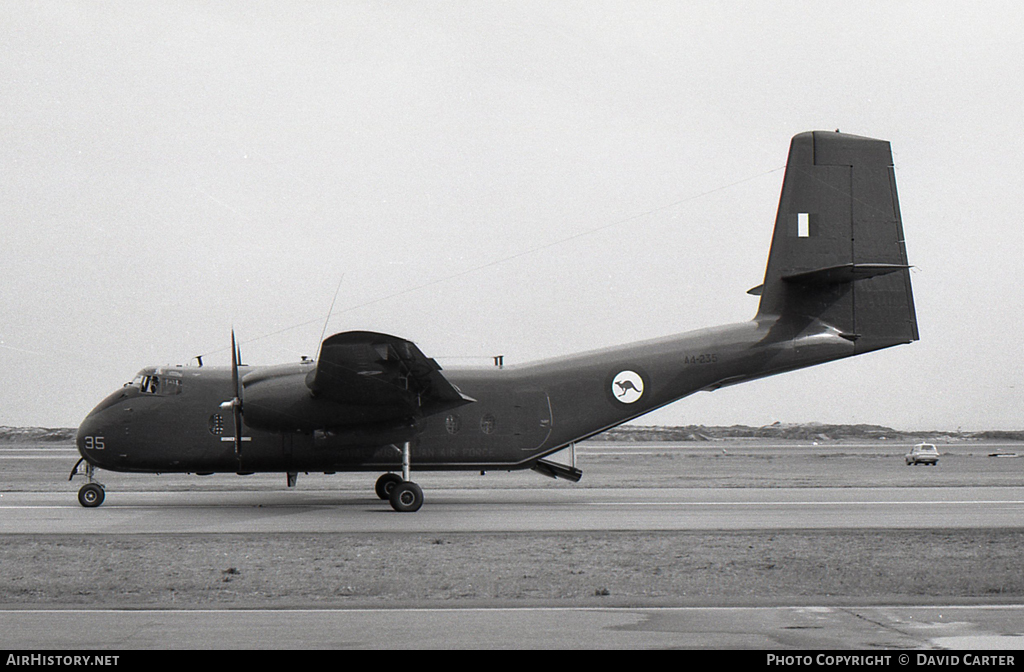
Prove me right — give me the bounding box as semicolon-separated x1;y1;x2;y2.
78;482;105;507
70;458;106;508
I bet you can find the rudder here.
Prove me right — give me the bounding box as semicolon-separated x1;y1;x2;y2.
754;131;918;353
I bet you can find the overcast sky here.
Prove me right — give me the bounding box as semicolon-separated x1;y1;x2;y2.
3;2;1022;431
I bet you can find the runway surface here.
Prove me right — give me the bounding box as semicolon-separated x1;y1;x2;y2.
3;605;1023;650
3;486;1024;534
3;439;1023;649
4;439;1024;533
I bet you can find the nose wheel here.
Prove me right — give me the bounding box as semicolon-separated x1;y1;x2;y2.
78;482;105;508
70;458;106;508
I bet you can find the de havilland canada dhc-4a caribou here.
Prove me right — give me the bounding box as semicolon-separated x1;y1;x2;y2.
72;131;918;511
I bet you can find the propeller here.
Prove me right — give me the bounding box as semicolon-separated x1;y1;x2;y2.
219;330;244;461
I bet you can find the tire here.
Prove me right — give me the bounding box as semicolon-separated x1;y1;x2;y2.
389;481;424;513
78;483;105;508
375;473;403;500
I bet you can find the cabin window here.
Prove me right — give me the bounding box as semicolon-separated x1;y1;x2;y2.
480;414;497;435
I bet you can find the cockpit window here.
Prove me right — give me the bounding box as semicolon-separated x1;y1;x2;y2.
135;373;182;396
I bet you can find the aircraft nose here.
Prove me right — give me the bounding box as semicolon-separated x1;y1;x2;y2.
76;411;105;458
76;398;120;467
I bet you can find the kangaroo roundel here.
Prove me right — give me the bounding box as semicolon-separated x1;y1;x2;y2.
612;370;644;404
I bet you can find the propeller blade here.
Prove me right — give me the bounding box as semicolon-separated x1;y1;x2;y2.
230;329;243;460
232;403;243;460
231;330;240;399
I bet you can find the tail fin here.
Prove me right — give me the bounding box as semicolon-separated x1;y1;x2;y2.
753;131;919;353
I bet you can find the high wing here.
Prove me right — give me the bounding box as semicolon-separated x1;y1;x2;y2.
308;331;475;417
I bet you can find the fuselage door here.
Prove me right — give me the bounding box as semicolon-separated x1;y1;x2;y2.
513;390;552;452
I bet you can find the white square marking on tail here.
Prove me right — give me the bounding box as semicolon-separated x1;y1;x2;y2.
797;213;810;238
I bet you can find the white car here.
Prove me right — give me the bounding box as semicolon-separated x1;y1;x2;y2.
905;443;939;466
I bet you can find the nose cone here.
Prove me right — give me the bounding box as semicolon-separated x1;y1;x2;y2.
76;409;109;467
76;388;126;468
76;412;102;458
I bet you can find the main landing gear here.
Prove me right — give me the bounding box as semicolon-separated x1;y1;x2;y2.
70;458;105;508
375;473;403;500
375;441;424;512
389;481;424;513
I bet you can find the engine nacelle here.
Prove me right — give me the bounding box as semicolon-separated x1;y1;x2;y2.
241;364;412;433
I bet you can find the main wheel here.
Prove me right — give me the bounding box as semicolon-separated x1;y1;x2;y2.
78;483;105;508
389;481;424;512
375;473;403;500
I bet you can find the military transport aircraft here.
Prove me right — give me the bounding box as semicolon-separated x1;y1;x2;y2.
72;131;918;511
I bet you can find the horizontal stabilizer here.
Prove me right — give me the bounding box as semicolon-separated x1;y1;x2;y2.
782;263;911;286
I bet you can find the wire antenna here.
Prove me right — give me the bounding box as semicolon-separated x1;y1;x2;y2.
192;165;783;361
316;274;345;361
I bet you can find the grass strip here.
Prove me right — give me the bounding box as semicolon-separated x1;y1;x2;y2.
2;529;1022;608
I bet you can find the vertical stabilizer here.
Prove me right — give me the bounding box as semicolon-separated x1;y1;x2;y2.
755;131;918;353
